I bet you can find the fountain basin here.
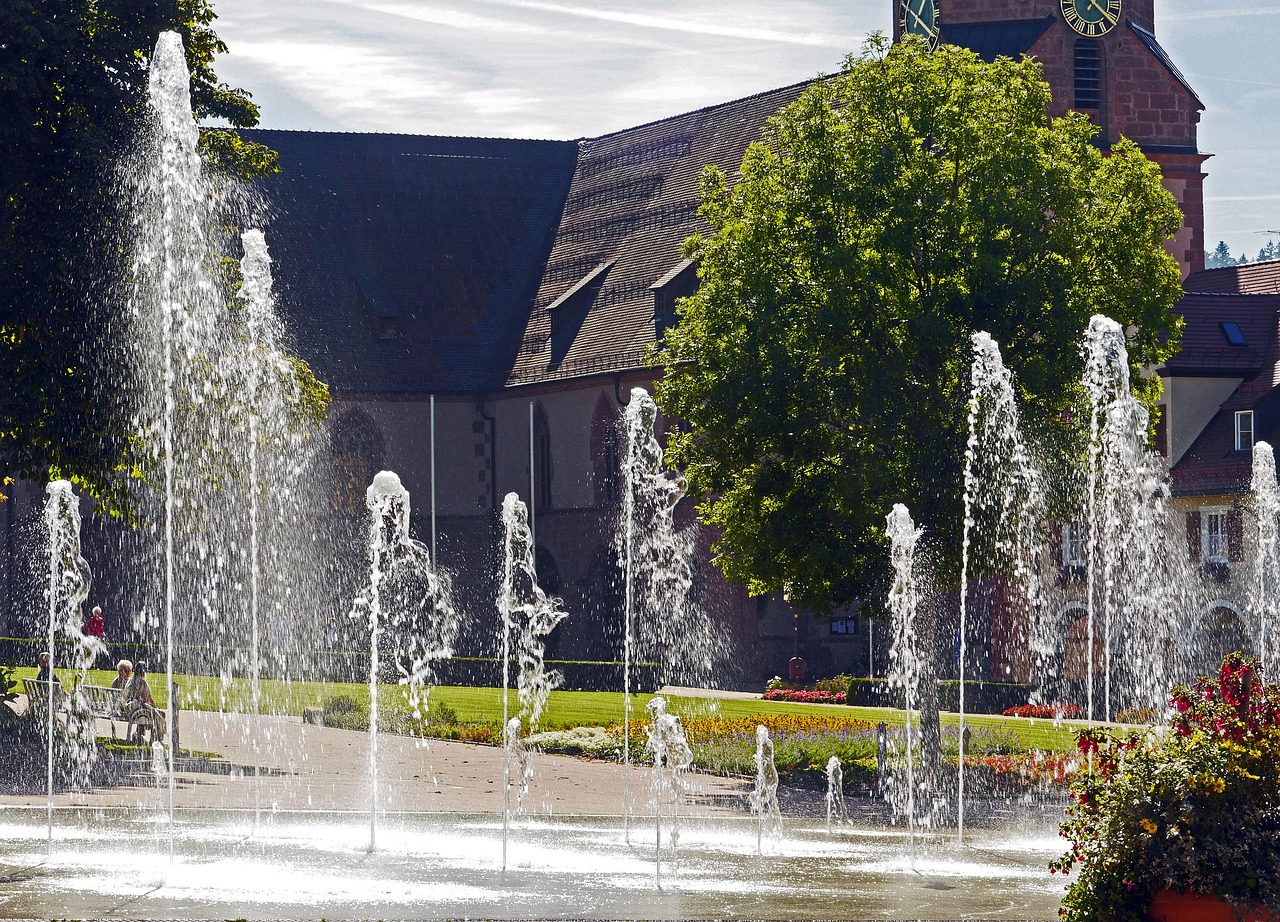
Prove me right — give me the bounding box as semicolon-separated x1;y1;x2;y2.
0;808;1064;920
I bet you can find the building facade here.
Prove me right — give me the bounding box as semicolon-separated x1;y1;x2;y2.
3;0;1276;694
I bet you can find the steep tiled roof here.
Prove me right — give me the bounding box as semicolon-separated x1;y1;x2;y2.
940;16;1055;63
1170;389;1280;496
506;82;813;386
1162;293;1280;376
1184;260;1280;296
1169;292;1280;495
241;130;577;394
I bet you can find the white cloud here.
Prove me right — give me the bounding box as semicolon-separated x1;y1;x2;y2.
470;0;849;46
1162;5;1280;23
205;0;1278;253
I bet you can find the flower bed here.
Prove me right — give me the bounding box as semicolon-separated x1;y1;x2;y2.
1001;703;1083;720
762;688;847;704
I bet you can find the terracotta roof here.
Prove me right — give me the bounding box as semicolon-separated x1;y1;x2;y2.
940;16;1055;62
240;130;577;394
1184;260;1280;295
1161;293;1280;377
506;81;813;386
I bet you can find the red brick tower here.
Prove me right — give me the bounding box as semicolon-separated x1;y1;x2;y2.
895;0;1207;275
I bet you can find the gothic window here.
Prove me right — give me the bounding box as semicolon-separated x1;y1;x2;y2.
331;410;383;511
534;404;553;512
1074;40;1103;110
591;394;621;507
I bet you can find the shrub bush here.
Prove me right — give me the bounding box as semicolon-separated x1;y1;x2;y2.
1056;654;1280;921
845;676;1032;713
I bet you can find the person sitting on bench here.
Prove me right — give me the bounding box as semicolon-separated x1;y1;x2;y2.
124;660;165;742
110;659;132;719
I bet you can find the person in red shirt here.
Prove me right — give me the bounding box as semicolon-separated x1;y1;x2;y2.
84;606;105;639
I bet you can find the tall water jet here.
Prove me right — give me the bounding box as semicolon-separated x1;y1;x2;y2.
646;697;693;887
958;333;1045;841
750;725;782;854
619;387;715;834
123;34;329;838
498;492;567;870
127;29;224;830
355;470;458;850
824;755;848;829
1252;442;1279;674
1080;316;1181;719
237;228;283;833
42;480;98;848
885;503;924;843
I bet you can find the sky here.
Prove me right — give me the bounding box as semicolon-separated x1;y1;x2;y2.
207;0;1280;262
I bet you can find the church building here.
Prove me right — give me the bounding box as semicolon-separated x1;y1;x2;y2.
4;0;1277;693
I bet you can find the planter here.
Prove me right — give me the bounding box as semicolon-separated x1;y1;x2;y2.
1147;890;1278;922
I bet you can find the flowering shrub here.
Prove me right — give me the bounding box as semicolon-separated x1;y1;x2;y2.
762;688;846;704
1054;653;1280;922
1115;706;1157;725
963;752;1077;792
610;712;881;780
813;674;857;694
1002;703;1084;720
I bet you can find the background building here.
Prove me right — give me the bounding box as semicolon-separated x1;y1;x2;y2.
3;0;1277;692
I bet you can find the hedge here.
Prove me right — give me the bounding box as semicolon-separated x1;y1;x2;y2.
0;637;660;693
845;676;1033;715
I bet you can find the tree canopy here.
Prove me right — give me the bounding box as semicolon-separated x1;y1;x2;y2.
654;35;1185;613
0;0;280;505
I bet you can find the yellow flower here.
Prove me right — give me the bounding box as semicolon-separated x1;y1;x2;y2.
1140;818;1158;835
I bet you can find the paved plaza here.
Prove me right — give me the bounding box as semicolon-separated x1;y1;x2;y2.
0;693;750;815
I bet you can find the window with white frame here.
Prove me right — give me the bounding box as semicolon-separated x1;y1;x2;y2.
1236;410;1255;452
1203;508;1230;563
1062;522;1087;567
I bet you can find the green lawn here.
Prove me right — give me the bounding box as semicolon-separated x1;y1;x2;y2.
11;666;1087;753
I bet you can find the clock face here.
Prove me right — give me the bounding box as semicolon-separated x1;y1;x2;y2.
899;0;940;50
1061;0;1122;36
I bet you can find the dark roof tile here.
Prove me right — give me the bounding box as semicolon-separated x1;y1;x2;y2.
1184;260;1280;296
507;82;813;386
1162;292;1280;376
241;130;578;394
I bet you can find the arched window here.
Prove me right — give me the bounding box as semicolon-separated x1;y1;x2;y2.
1190;604;1254;679
591;394;621;507
331;409;383;511
534;404;553;512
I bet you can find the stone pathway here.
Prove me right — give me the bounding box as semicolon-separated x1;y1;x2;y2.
0;700;749;815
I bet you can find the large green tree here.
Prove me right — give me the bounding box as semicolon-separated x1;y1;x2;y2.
0;0;278;505
655;35;1184;613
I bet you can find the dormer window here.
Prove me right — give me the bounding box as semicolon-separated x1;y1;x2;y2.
1221;322;1247;346
1236;410;1255;452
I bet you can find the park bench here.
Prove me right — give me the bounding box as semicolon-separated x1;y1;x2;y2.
22;677;68;729
23;679;134;739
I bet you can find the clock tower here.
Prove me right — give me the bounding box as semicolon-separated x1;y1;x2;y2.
894;0;1206;275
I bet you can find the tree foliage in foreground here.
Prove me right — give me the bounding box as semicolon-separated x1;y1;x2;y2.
0;0;283;506
655;35;1184;613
